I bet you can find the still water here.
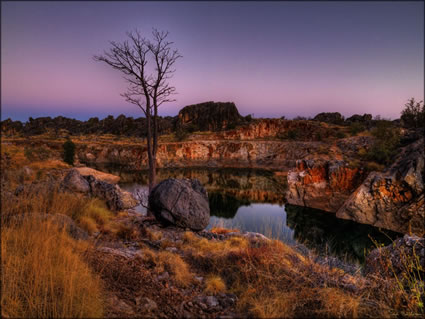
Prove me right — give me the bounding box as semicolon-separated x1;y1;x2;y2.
111;167;400;264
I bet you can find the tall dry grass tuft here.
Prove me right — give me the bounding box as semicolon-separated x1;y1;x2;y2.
141;249;194;287
1;215;104;318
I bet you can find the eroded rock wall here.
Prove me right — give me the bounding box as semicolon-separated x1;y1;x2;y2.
336;138;424;235
286;160;366;212
77;140;328;171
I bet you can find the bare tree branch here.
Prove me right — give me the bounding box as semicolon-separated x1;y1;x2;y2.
94;29;181;192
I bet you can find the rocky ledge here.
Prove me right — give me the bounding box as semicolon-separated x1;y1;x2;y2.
286;138;424;235
337;138;424;235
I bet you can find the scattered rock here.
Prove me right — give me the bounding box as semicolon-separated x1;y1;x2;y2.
205;296;219;308
47;213;89;240
136;297;158;312
364;235;425;278
97;246;141;259
149;178;210;231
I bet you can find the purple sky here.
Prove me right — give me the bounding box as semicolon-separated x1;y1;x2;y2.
1;1;424;121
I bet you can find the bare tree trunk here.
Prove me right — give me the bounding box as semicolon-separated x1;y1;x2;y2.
146;107;155;193
152;103;159;190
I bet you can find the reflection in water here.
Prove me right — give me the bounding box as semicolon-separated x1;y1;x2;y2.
208;203;296;245
116;167;401;264
208;192;250;219
284;204;400;263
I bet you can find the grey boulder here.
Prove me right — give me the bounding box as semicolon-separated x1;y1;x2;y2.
62;168;90;193
148;178;210;231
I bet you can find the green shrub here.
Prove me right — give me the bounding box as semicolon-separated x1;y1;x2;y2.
349;122;365;136
63;139;76;166
364;120;400;165
401;98;424;129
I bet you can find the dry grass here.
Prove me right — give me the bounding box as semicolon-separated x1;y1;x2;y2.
141;249;194;287
210;227;239;235
0;169;111;318
1;215;104;318
205;275;226;294
181;233;395;318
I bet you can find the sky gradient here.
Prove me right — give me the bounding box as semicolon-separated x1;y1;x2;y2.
1;1;424;121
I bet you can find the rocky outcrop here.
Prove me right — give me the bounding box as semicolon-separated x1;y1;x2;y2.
148;179;210;231
337;138;424;235
364;235;425;278
86;175;138;211
75;166;120;184
177;101;243;131
286;160;366;212
345;113;372;124
62;169;138;211
313;112;344;125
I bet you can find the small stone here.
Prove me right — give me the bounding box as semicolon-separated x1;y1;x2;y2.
205;296;219;308
188;302;193;307
136;297;157;312
158;272;169;281
199;302;207;310
165;247;178;253
194;276;204;283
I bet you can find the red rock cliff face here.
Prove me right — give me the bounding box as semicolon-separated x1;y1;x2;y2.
77;140;327;171
286;139;425;235
286;160;366;212
337;138;424;235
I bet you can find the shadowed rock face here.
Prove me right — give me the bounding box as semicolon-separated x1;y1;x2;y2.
148;178;210;231
337;138;424;235
286;160;366;212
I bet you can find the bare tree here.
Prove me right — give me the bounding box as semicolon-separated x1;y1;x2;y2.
94;29;181;192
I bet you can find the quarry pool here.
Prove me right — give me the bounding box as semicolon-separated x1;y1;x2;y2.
112;167;400;264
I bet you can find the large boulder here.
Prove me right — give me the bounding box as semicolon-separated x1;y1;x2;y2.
148;178;210;230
